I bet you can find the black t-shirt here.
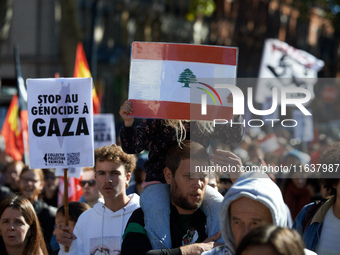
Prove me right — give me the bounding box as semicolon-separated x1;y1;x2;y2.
170;205;207;248
121;205;207;255
178;213;205;245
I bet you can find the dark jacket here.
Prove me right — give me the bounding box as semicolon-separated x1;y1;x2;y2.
0;186;12;203
293;196;334;252
33;199;57;253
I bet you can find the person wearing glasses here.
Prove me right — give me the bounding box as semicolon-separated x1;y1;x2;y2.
78;167;103;207
18;166;57;253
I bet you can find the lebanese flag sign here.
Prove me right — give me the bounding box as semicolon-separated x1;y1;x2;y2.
129;42;238;121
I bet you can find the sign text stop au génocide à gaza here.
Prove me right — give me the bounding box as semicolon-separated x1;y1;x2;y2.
27;78;94;169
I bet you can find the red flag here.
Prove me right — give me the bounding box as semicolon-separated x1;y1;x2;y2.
57;176;83;206
0;95;25;161
73;42;100;114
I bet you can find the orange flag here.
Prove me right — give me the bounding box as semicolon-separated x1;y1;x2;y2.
0;95;25;160
73;42;100;114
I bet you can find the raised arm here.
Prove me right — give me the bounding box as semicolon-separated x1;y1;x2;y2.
119;100;135;127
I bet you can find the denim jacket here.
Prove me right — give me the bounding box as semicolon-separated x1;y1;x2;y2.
293;196;335;252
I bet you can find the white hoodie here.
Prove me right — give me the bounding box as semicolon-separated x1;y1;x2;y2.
203;172;289;255
202;172;317;255
59;193;140;255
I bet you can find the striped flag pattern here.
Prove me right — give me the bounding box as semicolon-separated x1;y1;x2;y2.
129;42;238;121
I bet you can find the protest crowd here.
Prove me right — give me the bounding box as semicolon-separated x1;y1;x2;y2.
1;104;340;255
0;25;338;255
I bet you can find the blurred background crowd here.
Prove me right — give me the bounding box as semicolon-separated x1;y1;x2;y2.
0;1;340;253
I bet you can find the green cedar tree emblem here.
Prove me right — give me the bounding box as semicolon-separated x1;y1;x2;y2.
177;68;197;88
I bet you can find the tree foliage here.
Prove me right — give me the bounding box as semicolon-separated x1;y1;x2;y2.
186;0;216;21
177;68;197;87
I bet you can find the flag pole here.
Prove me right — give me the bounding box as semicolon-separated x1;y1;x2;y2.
13;45;29;164
64;168;69;252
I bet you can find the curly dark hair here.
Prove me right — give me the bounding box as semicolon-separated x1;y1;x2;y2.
94;144;136;174
320;142;340;196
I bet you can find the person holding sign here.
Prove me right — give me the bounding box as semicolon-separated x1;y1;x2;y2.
53;202;90;254
57;144;140;255
119;100;244;248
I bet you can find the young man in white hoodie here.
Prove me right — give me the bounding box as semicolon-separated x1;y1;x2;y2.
58;144;140;255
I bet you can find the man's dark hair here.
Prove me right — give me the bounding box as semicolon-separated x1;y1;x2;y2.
320;142;340;196
236;225;305;255
165;140;209;176
57;202;91;223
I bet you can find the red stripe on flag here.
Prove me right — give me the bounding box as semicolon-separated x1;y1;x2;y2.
132;42;238;66
129;99;233;121
58;177;83;206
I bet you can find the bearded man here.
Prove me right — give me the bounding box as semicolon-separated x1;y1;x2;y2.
121;140;223;255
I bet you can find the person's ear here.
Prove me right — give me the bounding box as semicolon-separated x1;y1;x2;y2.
39;180;45;192
125;172;132;186
163;167;173;185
